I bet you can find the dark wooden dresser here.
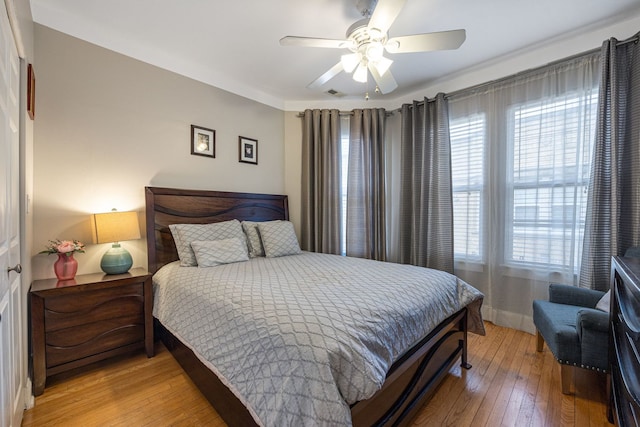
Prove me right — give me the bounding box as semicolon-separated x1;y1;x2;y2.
30;268;154;396
609;256;640;426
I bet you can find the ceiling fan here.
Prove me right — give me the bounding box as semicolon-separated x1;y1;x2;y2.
279;0;466;94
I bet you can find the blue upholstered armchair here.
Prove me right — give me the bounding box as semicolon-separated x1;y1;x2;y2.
533;284;608;394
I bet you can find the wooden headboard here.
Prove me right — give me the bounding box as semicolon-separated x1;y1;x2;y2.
145;186;289;273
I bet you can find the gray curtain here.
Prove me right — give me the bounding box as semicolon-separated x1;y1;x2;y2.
301;109;342;254
346;108;386;260
579;34;640;291
398;94;454;272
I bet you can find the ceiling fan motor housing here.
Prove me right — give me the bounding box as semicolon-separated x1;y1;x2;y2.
346;18;387;59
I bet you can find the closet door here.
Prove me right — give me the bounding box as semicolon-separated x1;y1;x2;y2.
0;0;24;425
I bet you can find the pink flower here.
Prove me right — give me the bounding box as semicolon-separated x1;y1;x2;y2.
39;239;85;255
56;240;77;253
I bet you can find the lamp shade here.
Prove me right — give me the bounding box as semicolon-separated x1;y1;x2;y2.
93;211;141;244
93;211;141;275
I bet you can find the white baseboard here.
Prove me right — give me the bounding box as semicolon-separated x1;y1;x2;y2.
481;304;536;335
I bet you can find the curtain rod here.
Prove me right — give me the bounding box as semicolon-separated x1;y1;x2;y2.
616;35;639;47
445;34;639;100
295;110;393;118
391;34;639;113
295;111;352;118
443;47;600;99
390;47;600;113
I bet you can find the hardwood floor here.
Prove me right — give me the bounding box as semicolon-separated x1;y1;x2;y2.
21;322;610;426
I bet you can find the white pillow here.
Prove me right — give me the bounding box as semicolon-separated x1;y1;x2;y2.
242;220;282;258
169;220;245;266
595;290;611;312
257;221;301;258
190;238;249;267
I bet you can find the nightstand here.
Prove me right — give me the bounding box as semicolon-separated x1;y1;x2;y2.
30;268;154;396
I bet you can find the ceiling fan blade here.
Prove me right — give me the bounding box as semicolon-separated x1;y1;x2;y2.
307;62;344;89
386;29;466;53
368;0;407;34
279;36;351;49
369;65;398;94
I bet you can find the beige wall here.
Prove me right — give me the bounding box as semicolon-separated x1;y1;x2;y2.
32;14;640;280
32;25;285;279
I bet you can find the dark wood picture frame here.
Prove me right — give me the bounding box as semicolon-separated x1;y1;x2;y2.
27;63;35;120
190;125;216;158
239;136;258;165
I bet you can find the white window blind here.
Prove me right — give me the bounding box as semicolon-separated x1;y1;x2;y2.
507;93;598;269
451;114;485;261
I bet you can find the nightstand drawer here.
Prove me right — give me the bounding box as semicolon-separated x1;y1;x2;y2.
46;317;144;368
44;284;144;332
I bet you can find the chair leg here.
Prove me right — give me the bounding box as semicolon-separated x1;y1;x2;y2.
536;330;544;352
561;364;574;395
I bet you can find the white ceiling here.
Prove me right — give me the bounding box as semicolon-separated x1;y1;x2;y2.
30;0;640;110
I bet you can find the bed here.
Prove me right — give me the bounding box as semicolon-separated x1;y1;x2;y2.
145;186;484;426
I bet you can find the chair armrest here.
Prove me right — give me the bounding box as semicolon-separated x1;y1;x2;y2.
577;308;610;334
549;283;605;308
577;308;610;371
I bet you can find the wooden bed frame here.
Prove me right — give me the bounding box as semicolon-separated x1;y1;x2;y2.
145;186;471;426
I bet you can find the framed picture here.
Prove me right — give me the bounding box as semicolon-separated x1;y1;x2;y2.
27;64;35;120
191;125;215;158
239;136;258;165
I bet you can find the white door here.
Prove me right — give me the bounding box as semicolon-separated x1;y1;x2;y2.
0;0;24;425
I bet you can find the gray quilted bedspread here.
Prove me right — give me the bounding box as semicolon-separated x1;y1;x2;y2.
153;252;484;426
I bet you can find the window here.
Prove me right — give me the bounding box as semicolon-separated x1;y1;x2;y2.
451;114;485;261
448;53;600;328
507;93;598;268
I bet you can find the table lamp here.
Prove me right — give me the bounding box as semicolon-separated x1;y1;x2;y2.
93;210;141;274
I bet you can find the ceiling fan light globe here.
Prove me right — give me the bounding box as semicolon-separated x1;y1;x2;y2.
384;40;400;54
365;42;385;61
353;63;368;83
373;56;393;76
341;53;360;73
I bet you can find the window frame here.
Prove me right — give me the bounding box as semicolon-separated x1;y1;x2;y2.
503;92;598;270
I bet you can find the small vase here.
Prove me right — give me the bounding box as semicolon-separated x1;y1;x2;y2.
54;253;78;281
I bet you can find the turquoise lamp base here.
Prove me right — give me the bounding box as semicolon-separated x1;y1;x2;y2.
100;243;133;274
